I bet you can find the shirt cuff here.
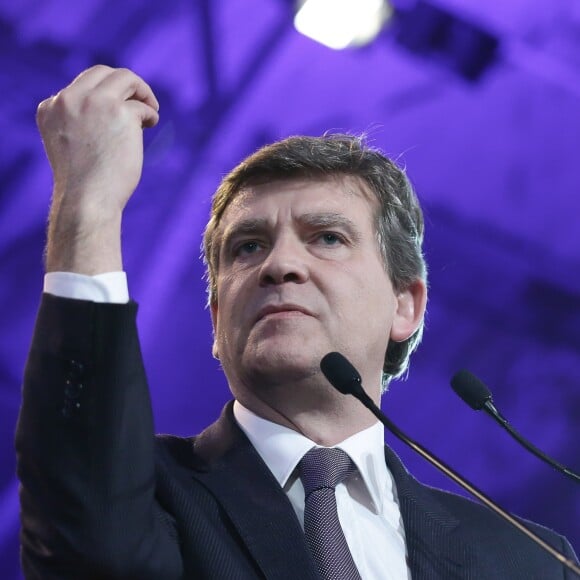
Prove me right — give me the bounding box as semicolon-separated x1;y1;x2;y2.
44;271;130;304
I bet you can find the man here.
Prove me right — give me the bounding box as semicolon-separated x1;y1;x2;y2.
16;65;577;579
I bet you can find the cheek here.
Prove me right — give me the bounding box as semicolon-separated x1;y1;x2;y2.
338;262;388;303
216;272;236;303
216;276;249;324
350;269;395;323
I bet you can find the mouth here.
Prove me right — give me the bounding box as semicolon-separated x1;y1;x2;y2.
255;304;314;323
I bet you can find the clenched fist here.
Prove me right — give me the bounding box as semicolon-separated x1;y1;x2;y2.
39;65;160;274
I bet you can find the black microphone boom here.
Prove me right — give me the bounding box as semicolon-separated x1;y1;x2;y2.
320;352;580;577
451;369;580;484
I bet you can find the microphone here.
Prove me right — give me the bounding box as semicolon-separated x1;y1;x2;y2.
320;352;580;577
451;370;580;484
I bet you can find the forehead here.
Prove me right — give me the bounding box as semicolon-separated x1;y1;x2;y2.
220;175;378;224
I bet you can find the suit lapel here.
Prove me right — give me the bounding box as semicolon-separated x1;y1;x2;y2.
384;445;477;579
191;403;319;580
188;403;478;579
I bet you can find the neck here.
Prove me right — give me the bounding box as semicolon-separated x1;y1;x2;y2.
232;375;380;446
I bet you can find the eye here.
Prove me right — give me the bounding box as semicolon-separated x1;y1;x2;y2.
318;232;345;246
234;240;262;256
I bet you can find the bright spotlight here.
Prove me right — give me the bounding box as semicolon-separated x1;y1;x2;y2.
294;0;392;50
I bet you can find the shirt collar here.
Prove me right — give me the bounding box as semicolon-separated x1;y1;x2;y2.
233;400;393;514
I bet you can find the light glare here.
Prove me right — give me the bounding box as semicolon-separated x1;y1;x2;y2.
294;0;391;50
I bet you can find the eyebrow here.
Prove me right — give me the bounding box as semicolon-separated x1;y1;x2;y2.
221;212;362;249
220;218;269;250
298;212;361;240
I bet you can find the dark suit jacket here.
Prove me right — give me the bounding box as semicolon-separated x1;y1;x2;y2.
16;294;578;579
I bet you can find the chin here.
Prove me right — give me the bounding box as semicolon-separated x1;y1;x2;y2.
242;346;321;385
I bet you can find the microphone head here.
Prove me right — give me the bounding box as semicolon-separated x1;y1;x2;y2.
320;352;362;396
450;369;492;410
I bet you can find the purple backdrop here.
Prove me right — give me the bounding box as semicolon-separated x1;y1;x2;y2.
1;0;579;577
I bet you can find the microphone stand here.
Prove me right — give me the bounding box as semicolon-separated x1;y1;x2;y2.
323;356;580;576
451;369;580;483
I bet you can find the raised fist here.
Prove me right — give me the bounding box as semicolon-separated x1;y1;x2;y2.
39;65;160;274
37;65;159;215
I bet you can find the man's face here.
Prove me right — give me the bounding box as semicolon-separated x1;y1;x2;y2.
211;177;423;402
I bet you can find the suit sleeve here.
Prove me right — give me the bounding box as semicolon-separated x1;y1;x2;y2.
15;294;183;579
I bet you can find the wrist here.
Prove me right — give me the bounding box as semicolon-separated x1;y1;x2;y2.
46;200;124;274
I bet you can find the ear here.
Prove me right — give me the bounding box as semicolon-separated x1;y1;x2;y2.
210;300;220;359
390;279;427;342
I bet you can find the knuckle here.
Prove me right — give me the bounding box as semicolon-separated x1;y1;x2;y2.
52;89;74;113
115;67;136;82
36;95;58;126
36;98;49;119
89;64;112;73
119;67;144;86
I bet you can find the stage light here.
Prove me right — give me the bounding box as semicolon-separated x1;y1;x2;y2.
294;0;392;50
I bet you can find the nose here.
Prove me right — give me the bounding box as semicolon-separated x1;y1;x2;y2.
259;236;309;286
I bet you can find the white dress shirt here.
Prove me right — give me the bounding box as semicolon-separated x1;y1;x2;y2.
44;271;412;579
234;401;411;580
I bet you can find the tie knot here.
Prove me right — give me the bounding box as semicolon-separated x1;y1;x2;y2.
299;447;356;497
